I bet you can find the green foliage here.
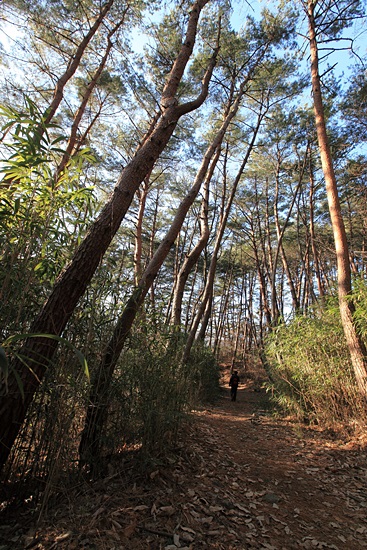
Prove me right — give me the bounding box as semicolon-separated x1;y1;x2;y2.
342;68;367;142
0;332;90;399
143;9;185;90
185;341;221;404
0;98;63;181
74;70;126;100
351;277;367;342
0;97;96;335
102;326;220;460
265;298;366;426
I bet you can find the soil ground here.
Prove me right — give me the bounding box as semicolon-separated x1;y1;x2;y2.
1;371;367;549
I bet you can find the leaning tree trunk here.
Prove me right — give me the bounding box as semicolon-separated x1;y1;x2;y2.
0;0;213;469
307;0;367;396
79;63;268;467
55;13;128;178
171;145;219;326
44;0;116;126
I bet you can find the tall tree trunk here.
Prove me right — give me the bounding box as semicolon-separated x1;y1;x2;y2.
134;178;150;286
307;0;367;396
271;146;307;320
263;178;280;323
171;145;220;326
308;145;325;301
273;159;300;315
249;186;273;327
213;266;233;357
44;0;116;126
0;0;214;469
183;108;265;362
230;272;245;371
55;14;128;178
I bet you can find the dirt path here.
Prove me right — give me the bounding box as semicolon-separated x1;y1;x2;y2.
2;381;367;549
189;382;367;549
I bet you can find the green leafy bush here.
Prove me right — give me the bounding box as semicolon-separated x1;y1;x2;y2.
104;326;220;460
0;97;96;338
265;297;366;426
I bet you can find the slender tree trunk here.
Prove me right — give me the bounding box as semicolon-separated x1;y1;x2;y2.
271;150;306;319
183;108;265;361
230;274;245;371
0;0;214;469
186;263;200;330
263;178;280;323
307;0;367;396
56;14;127;178
148;187;162;316
213;267;232;355
44;0;116;126
134;178;150;286
171;145;220;325
308;146;325;301
273;160;299;314
250;189;273;326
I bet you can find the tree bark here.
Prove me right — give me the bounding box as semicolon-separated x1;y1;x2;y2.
0;0;213;469
55;14;128;178
307;0;367;396
44;0;116;126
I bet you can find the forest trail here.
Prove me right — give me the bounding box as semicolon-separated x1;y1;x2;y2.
2;375;367;549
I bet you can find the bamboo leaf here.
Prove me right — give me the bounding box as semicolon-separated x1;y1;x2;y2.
0;346;9;390
3;333;90;383
12;369;24;400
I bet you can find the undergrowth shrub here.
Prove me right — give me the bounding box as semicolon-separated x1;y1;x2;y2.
266;298;367;427
185;342;221;404
3;322;220;507
105;326;220;461
351;277;367;342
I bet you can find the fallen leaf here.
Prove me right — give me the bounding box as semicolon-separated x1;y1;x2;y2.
234;503;250;513
199;516;213;524
123;522;136;538
159;505;175;516
134;505;149;511
111;519;123;529
55;532;72;542
209;506;224;512
181;527;196;534
91;506;106;519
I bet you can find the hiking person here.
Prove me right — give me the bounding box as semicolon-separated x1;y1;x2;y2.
229;370;240;401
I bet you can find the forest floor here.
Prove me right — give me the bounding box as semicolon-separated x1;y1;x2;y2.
1;368;367;550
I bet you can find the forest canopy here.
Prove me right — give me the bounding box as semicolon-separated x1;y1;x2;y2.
0;0;367;481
